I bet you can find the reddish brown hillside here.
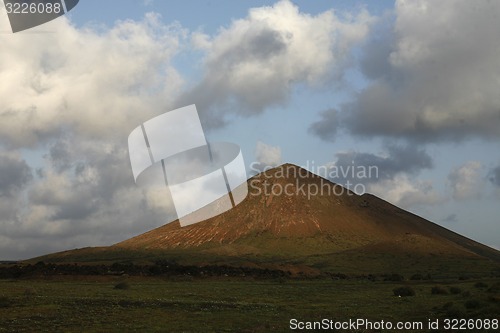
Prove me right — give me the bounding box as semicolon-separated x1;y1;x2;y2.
114;164;500;262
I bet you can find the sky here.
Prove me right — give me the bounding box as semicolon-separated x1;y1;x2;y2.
0;0;499;260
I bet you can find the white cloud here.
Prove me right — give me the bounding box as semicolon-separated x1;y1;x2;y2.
177;0;373;127
367;175;446;209
255;141;282;169
447;161;483;200
0;12;185;148
191;31;211;50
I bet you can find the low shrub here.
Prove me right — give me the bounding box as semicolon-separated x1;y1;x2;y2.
445;305;466;318
442;302;454;309
114;281;130;290
449;287;462;294
487;295;500;303
168;275;194;282
410;273;431;280
384;273;404;282
487;282;500;293
276;277;286;284
0;296;11;308
24;288;36;298
393;286;415;297
431;286;448;295
474;282;488;289
464;299;482;309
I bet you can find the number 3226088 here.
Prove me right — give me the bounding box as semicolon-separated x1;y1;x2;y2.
5;2;62;14
443;318;498;330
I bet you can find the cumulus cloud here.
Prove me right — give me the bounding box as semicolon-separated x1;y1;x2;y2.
447;161;483;200
0;152;32;223
253;141;282;172
442;214;458;224
0;12;184;148
0;12;185;259
176;0;373;127
319;144;440;208
308;108;339;142
488;165;500;187
0;151;32;197
2;140;177;260
367;175;445;209
323;144;432;185
338;0;500;142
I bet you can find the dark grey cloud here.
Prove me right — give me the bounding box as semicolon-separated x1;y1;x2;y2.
0;152;32;196
359;13;394;81
220;28;287;65
175;27;288;128
442;214;458;224
0;138;177;260
0;152;32;234
340;0;500;143
52;198;97;221
488;165;500;187
324;144;432;185
176;26;292;128
308;108;339;142
48;140;73;172
30;139;143;221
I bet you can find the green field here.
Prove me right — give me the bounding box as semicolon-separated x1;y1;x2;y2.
0;276;499;332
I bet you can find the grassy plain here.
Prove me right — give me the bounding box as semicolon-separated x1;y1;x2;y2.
0;276;499;332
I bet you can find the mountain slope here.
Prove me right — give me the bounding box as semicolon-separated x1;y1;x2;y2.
115;164;497;257
36;164;500;275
